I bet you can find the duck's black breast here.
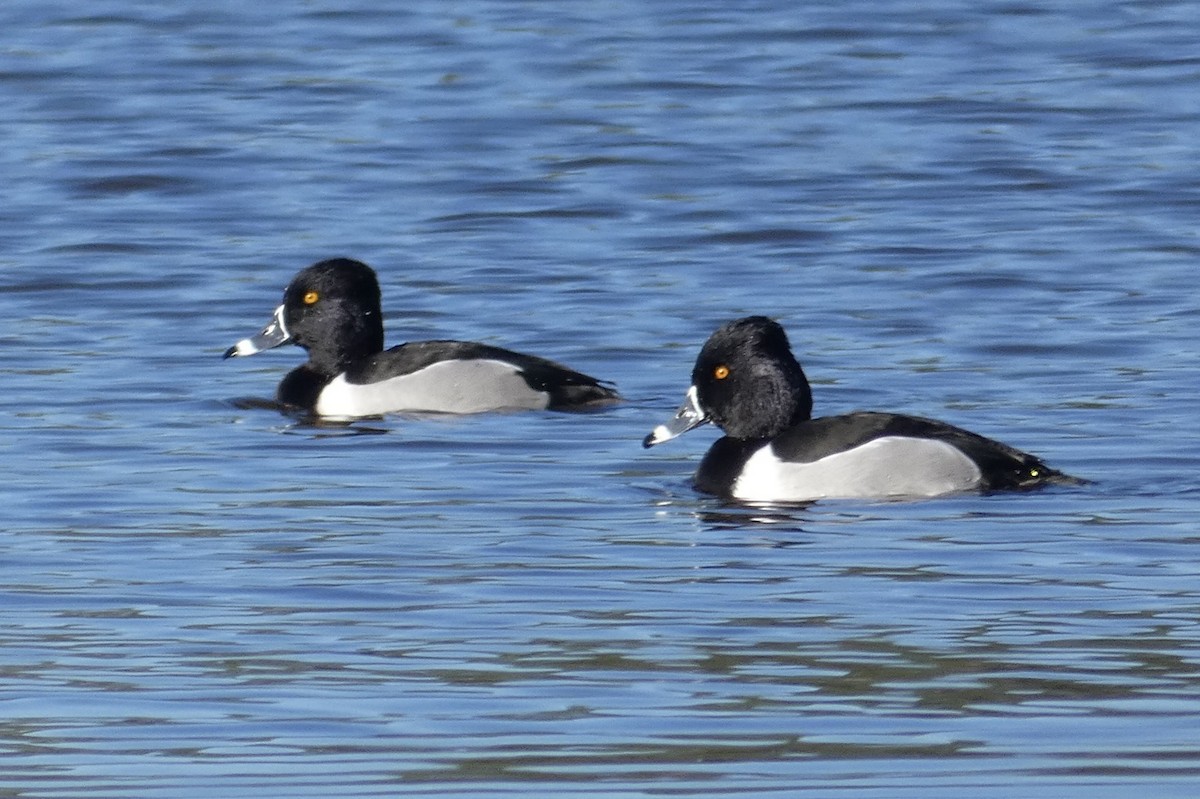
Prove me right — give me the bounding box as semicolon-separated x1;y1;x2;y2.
693;437;766;497
277;364;330;411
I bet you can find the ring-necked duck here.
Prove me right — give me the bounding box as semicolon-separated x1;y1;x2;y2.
225;258;619;417
643;316;1079;502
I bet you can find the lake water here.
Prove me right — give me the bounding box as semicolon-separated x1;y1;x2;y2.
3;1;1199;796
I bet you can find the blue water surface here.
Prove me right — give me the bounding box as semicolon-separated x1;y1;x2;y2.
2;1;1199;797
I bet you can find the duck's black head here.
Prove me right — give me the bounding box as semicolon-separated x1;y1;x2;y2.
691;316;814;440
279;258;386;375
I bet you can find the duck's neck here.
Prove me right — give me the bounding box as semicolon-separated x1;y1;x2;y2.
724;362;813;440
760;364;813;436
305;311;384;376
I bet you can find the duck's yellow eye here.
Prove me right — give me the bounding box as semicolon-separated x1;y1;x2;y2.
303;291;319;305
714;364;730;380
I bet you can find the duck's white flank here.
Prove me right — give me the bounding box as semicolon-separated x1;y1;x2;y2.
731;435;983;502
315;358;548;417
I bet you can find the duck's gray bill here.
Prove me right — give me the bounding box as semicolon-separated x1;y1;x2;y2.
223;304;291;359
643;385;708;448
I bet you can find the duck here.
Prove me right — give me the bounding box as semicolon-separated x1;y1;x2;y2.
643;316;1079;502
224;258;619;417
